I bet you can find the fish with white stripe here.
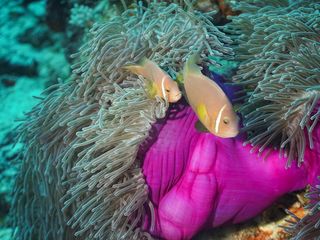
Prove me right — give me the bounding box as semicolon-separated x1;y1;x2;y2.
183;54;239;138
123;58;182;103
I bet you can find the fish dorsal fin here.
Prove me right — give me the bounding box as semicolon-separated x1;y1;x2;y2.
138;57;149;66
184;54;202;76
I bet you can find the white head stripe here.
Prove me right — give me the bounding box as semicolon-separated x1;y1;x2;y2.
215;104;227;133
161;77;168;101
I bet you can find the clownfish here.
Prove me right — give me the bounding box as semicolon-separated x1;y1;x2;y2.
123;58;182;103
183;54;239;138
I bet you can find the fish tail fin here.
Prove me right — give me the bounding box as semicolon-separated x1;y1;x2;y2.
122;65;144;75
122;57;148;75
183;53;202;77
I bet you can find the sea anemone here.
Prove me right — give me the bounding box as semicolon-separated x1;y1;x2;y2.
285;179;320;239
11;2;232;239
141;102;320;240
283;126;320;239
11;0;320;239
223;0;320;166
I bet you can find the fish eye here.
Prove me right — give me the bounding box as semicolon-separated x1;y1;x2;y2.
223;118;229;124
166;89;170;93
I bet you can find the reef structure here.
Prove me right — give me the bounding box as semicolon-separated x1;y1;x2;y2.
11;2;232;239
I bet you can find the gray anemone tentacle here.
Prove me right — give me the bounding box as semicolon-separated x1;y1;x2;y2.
223;0;320;167
11;1;232;239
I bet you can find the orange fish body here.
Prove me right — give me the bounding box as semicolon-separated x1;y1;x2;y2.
123;58;182;103
183;55;239;138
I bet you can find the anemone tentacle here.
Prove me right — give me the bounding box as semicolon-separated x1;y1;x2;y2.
223;0;320;166
11;2;232;239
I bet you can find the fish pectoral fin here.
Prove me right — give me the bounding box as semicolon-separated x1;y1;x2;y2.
146;81;158;98
196;104;209;124
195;104;210;132
195;120;210;133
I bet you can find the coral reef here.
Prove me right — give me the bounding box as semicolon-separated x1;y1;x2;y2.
67;0;113;59
0;1;70;237
69;4;96;28
223;0;320;167
0;0;69;81
11;2;232;239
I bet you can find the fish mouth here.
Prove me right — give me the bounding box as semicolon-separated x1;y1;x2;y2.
170;93;182;102
216;130;239;138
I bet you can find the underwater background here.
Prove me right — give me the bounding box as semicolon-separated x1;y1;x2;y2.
0;0;319;239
